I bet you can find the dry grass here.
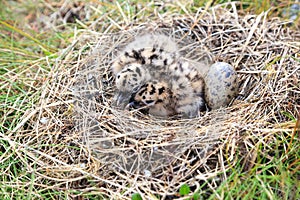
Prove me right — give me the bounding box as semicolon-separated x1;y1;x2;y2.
1;1;300;199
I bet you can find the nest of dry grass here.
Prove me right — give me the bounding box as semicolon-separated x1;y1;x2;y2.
12;3;299;199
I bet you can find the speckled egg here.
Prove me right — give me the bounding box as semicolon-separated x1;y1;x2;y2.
204;62;238;109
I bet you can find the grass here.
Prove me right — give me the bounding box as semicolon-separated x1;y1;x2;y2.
0;1;71;198
171;129;300;200
0;0;299;199
218;131;300;200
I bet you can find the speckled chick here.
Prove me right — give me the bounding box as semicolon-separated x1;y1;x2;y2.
112;34;179;75
112;34;180;107
128;60;206;118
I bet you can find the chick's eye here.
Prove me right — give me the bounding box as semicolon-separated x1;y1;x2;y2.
133;86;139;92
145;100;154;104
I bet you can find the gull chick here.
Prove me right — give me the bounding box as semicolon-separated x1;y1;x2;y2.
128;60;206;118
112;34;179;107
111;33;207;117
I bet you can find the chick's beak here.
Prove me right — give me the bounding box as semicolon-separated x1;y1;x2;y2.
128;92;141;109
114;90;149;114
126;93;149;114
114;91;132;108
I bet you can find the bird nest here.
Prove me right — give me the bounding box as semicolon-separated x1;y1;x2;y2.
21;4;299;199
